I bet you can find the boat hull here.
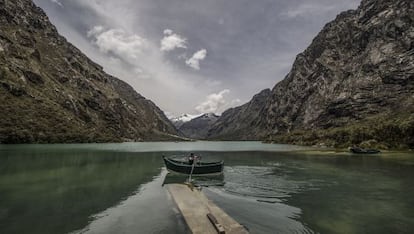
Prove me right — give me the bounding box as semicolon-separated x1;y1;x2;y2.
350;147;380;154
163;156;224;175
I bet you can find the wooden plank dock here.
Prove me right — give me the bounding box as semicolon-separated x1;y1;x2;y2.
167;184;249;234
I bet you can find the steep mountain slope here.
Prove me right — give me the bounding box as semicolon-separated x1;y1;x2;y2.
210;0;414;148
178;113;219;139
0;0;179;143
207;89;271;140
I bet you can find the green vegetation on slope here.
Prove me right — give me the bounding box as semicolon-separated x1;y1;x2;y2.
268;114;414;149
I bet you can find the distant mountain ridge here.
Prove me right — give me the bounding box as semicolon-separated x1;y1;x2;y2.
176;113;219;139
207;0;414;148
0;0;179;143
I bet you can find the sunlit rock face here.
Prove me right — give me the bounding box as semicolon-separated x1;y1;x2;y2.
0;0;178;143
209;0;414;147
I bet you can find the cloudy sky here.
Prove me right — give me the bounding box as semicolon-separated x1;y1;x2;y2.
33;0;360;117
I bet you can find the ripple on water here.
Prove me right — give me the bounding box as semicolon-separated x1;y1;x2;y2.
205;185;316;234
222;165;329;201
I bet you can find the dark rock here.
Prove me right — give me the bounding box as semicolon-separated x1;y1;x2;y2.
23;70;44;85
30;48;41;61
56;75;69;84
1;81;27;96
17;31;36;47
84;97;102;111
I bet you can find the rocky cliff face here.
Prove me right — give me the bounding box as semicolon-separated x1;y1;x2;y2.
178;113;219;139
207;89;271;140
210;0;414;148
0;0;179;143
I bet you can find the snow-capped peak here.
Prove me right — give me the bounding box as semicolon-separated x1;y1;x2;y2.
170;113;204;123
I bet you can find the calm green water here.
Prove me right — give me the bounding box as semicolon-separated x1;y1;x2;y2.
0;142;413;234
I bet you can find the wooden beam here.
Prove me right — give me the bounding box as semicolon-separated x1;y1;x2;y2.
167;184;249;234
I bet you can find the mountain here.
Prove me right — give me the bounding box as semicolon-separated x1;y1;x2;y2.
0;0;179;143
209;0;414;148
170;113;203;129
179;113;219;139
207;89;271;140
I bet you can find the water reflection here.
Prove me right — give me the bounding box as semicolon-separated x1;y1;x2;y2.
0;144;413;234
162;173;225;187
73;170;188;234
0;149;164;234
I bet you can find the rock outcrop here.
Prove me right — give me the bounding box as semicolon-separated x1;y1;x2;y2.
209;0;414;148
0;0;179;143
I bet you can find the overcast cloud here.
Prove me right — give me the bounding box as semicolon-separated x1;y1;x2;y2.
160;29;187;52
36;0;360;116
186;49;207;70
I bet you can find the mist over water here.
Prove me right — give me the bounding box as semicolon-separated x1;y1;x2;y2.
0;142;413;234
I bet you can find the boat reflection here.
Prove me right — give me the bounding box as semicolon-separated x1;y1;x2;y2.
162;172;225;187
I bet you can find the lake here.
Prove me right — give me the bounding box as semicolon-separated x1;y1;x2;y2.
0;142;413;234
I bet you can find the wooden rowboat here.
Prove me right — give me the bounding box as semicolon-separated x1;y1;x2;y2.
350;147;380;154
163;156;224;175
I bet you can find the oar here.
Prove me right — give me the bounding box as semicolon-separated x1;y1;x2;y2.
188;160;196;183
